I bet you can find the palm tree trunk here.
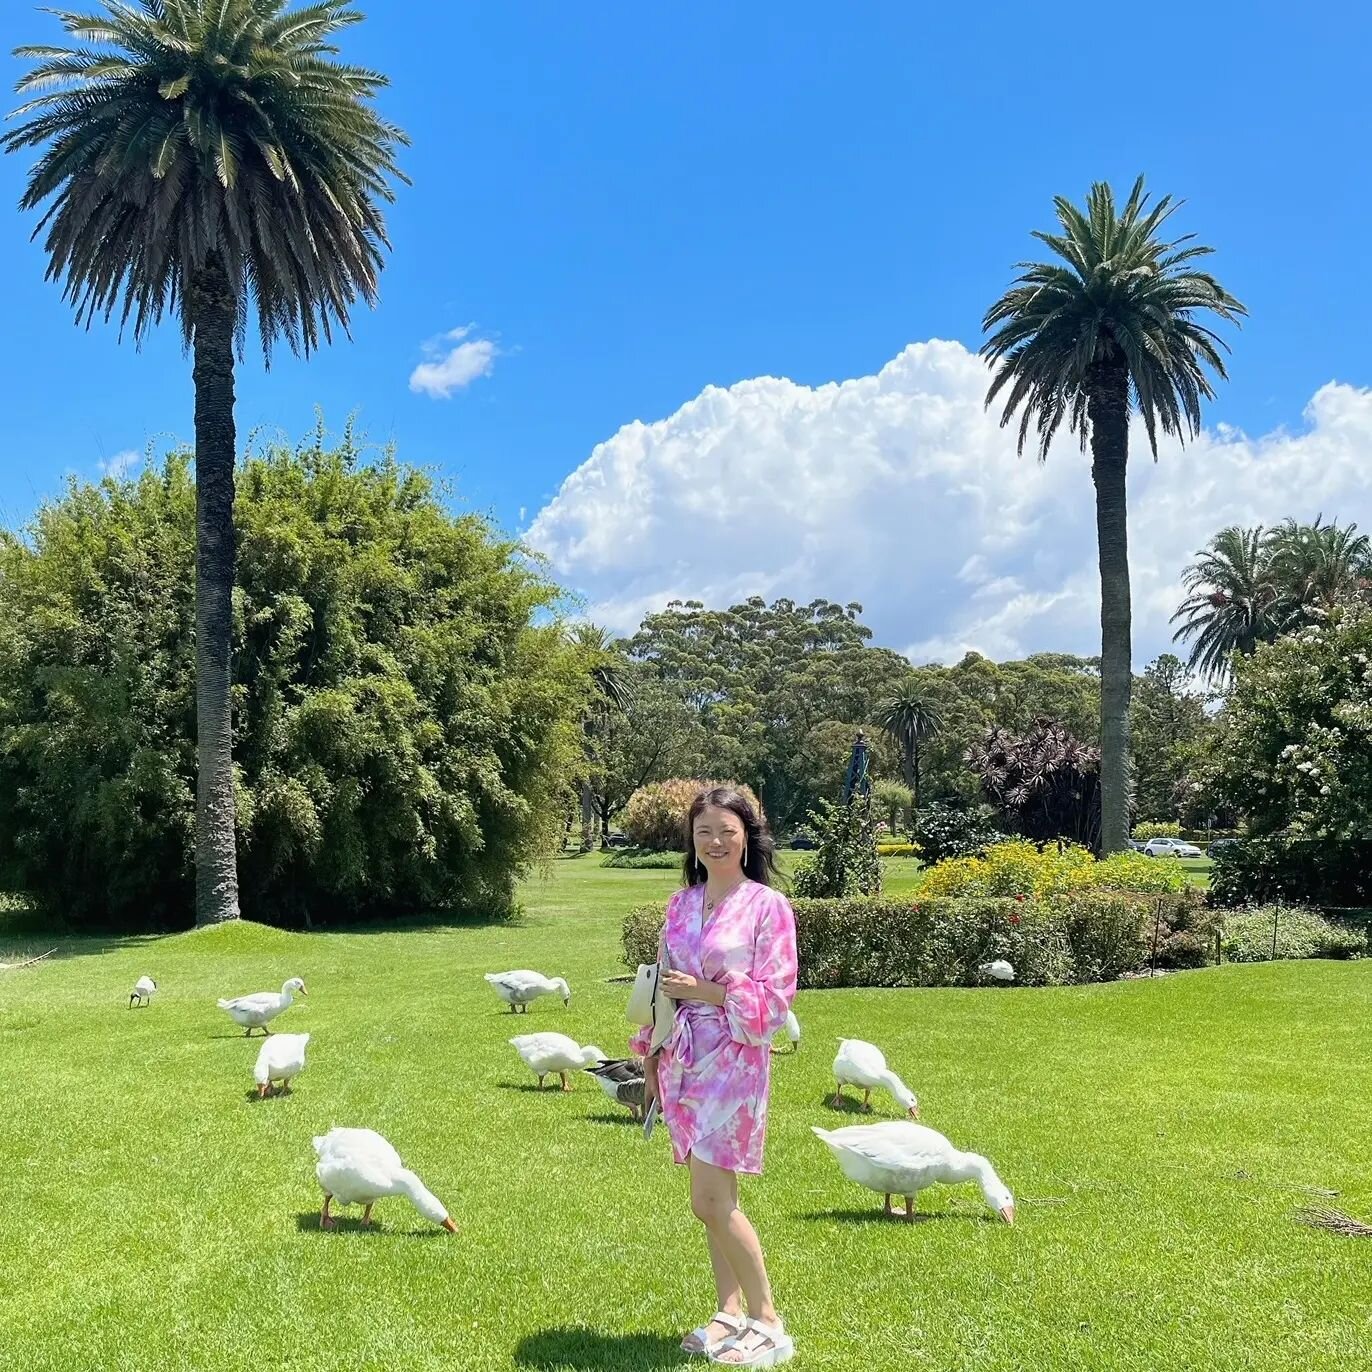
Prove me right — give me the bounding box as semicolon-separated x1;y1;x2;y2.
911;739;921;812
579;778;595;851
1088;359;1133;855
191;258;241;925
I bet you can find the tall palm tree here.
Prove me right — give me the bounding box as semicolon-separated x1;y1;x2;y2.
5;1;406;925
873;693;944;811
568;624;636;848
1170;525;1281;682
981;177;1244;853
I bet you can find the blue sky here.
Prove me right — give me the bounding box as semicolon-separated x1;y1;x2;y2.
3;2;1370;663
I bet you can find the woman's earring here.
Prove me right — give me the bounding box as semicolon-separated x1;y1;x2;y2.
742;842;748;869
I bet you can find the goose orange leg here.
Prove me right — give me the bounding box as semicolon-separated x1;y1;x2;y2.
320;1195;336;1230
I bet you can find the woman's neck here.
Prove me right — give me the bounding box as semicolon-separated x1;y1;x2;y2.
704;868;747;899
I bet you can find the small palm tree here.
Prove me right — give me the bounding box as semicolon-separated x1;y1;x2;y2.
873;693;944;811
1266;516;1372;619
5;1;407;925
1170;525;1281;682
982;177;1244;853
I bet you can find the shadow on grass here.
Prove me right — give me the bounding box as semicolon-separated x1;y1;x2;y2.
584;1112;638;1127
821;1092;883;1116
799;1207;993;1225
292;1211;453;1237
513;1328;686;1370
497;1081;569;1094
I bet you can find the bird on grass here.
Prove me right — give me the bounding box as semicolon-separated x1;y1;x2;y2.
217;978;307;1035
510;1033;607;1091
484;970;571;1013
812;1121;1015;1224
313;1128;458;1234
585;1058;647;1120
129;976;157;1008
832;1038;920;1118
254;1032;310;1098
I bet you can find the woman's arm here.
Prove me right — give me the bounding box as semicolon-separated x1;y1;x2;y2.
719;892;798;1047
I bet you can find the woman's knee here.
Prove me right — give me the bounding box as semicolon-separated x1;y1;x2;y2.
690;1186;735;1227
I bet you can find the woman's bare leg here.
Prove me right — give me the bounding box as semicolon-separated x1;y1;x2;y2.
688;1154;780;1344
682;1158;744;1351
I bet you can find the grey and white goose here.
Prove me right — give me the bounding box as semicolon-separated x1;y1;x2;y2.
585;1057;647;1120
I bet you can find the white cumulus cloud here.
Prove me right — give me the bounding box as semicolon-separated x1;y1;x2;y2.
524;340;1372;670
408;325;497;399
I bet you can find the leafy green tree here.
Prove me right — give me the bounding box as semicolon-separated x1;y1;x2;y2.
982;177;1244;852
584;668;706;846
622;597;909;830
567;624;636;849
4;1;407;925
1214;604;1372;840
1128;654;1212;822
0;438;583;931
872;779;914;837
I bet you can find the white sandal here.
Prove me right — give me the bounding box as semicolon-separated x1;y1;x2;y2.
708;1317;795;1367
681;1310;748;1357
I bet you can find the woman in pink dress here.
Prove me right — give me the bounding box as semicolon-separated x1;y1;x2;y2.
634;785;798;1368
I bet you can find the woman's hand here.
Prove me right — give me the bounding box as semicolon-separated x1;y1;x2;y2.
660;969;726;1006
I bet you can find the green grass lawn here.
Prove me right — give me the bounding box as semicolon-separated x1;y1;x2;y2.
2;855;1368;1371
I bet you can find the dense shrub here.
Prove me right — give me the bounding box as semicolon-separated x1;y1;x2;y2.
919;840;1189;900
1133;820;1182;840
909;802;1005;863
1219;905;1365;961
0;441;584;931
620;778;763;852
788;798;881;898
622;887;1215;987
876;842;918;857
599;849;681;870
1209;836;1372;909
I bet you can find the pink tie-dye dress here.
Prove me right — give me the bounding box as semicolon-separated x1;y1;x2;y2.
631;880;798;1175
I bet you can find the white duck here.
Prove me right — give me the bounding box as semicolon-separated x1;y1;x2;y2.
979;959;1015;983
832;1038;920;1118
129;975;157;1008
217;977;307;1035
812;1121;1015;1224
510;1032;607;1091
484;969;571;1013
772;1007;801;1055
313;1127;458;1233
254;1032;310;1098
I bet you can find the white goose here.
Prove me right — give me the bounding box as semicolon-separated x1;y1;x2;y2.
510;1032;607;1091
129;975;157;1008
217;977;307;1035
978;959;1015;982
813;1121;1015;1224
254;1032;310;1098
313;1127;458;1233
832;1038;920;1118
772;1007;801;1055
484;970;571;1013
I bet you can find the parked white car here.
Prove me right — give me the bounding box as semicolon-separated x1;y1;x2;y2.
1141;837;1202;858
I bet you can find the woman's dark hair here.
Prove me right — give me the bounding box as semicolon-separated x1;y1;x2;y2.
681;786;779;888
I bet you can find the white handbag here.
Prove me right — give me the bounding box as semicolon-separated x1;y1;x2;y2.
626;961;676;1055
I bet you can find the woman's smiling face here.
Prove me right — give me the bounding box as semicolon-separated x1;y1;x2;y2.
693;805;746;875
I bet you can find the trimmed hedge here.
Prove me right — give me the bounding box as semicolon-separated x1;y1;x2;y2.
622;889;1217;989
876;842;918;857
599;849;682;870
1219;905;1365;962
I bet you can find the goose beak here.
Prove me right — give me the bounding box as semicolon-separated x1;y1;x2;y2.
907;1104;921;1120
441;1217;459;1234
299;985;308;996
999;1204;1015;1225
